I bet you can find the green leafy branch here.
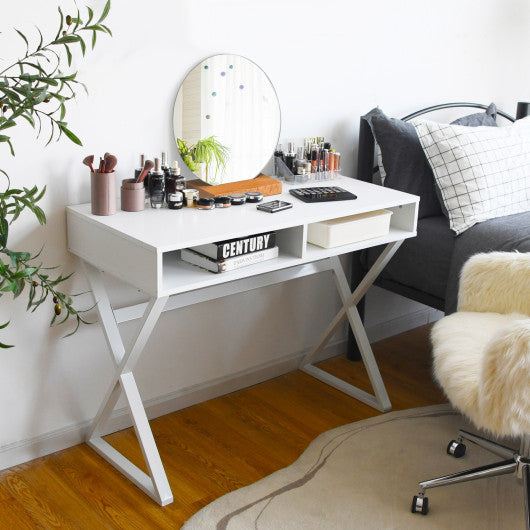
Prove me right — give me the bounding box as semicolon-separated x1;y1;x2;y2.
0;184;93;348
0;2;111;347
0;0;111;152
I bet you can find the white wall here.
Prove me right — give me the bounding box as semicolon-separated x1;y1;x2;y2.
1;0;529;466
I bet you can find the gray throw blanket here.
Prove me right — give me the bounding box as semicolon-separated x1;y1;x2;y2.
445;211;530;314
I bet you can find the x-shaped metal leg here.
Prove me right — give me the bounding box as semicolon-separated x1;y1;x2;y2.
82;261;173;506
300;241;403;412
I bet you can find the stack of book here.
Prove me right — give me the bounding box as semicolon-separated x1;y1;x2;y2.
181;231;278;273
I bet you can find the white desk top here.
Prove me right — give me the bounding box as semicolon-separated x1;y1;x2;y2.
67;177;419;253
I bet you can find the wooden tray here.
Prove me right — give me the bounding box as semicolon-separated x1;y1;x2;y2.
186;174;282;198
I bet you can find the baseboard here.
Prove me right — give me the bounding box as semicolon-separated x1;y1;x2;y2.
365;306;443;343
0;338;346;472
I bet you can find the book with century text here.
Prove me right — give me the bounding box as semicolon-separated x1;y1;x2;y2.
189;231;276;260
181;246;279;273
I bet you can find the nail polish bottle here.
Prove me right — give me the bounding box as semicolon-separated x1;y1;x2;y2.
149;158;165;209
284;142;296;174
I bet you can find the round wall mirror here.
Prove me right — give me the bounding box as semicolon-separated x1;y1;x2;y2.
173;54;281;185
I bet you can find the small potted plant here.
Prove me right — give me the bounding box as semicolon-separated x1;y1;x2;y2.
177;136;229;184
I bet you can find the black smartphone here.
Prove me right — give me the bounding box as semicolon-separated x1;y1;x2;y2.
256;200;293;213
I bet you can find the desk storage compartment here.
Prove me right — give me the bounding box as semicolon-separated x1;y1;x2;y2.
307;209;392;249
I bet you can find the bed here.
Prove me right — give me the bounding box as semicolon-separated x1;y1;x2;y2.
348;102;530;359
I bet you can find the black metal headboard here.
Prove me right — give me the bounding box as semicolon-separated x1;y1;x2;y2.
357;102;516;183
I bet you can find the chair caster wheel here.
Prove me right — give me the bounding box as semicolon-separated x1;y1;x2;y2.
411;495;429;515
447;439;466;458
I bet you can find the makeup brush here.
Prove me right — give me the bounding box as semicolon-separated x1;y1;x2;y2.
137;160;154;183
83;155;95;173
104;154;118;173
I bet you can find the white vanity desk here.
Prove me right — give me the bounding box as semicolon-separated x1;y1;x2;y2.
66;176;419;506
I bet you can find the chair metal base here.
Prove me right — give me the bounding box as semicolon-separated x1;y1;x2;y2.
412;430;530;529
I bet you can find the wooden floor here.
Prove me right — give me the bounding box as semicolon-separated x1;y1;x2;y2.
0;324;445;529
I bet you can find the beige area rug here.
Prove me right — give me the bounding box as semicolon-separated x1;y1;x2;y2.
183;404;525;529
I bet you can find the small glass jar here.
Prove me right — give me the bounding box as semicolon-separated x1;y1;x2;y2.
214;196;231;208
244;191;263;203
228;193;246;205
197;197;215;210
167;191;184;210
183;188;199;207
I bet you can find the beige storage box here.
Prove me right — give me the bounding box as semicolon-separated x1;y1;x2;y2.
307;209;393;248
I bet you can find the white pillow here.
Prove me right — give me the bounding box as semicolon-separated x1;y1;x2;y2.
412;117;530;234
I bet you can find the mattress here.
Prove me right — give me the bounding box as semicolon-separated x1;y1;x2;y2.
361;215;454;303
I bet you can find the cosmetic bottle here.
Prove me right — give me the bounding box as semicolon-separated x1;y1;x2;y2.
149;158;165;209
329;149;337;171
295;147;307;175
322;149;329;172
165;162;185;203
273;144;284;177
161;151;170;177
304;138;313;160
311;144;319;173
334;151;341;172
284;142;296;174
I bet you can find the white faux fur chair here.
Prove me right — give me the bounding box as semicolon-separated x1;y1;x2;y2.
411;252;530;527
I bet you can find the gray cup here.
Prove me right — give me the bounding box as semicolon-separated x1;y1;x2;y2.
91;171;116;216
121;179;145;212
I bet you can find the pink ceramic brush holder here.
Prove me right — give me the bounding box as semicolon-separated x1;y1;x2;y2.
91;171;116;216
121;179;145;212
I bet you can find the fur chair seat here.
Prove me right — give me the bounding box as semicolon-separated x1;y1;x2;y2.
432;312;530;435
431;251;530;438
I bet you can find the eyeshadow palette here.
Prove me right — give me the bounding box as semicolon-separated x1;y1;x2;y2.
289;186;357;203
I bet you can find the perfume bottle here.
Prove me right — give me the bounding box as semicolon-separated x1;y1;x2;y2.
149;158;165;209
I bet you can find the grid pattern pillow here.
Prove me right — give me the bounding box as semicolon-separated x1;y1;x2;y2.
412;117;530;234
